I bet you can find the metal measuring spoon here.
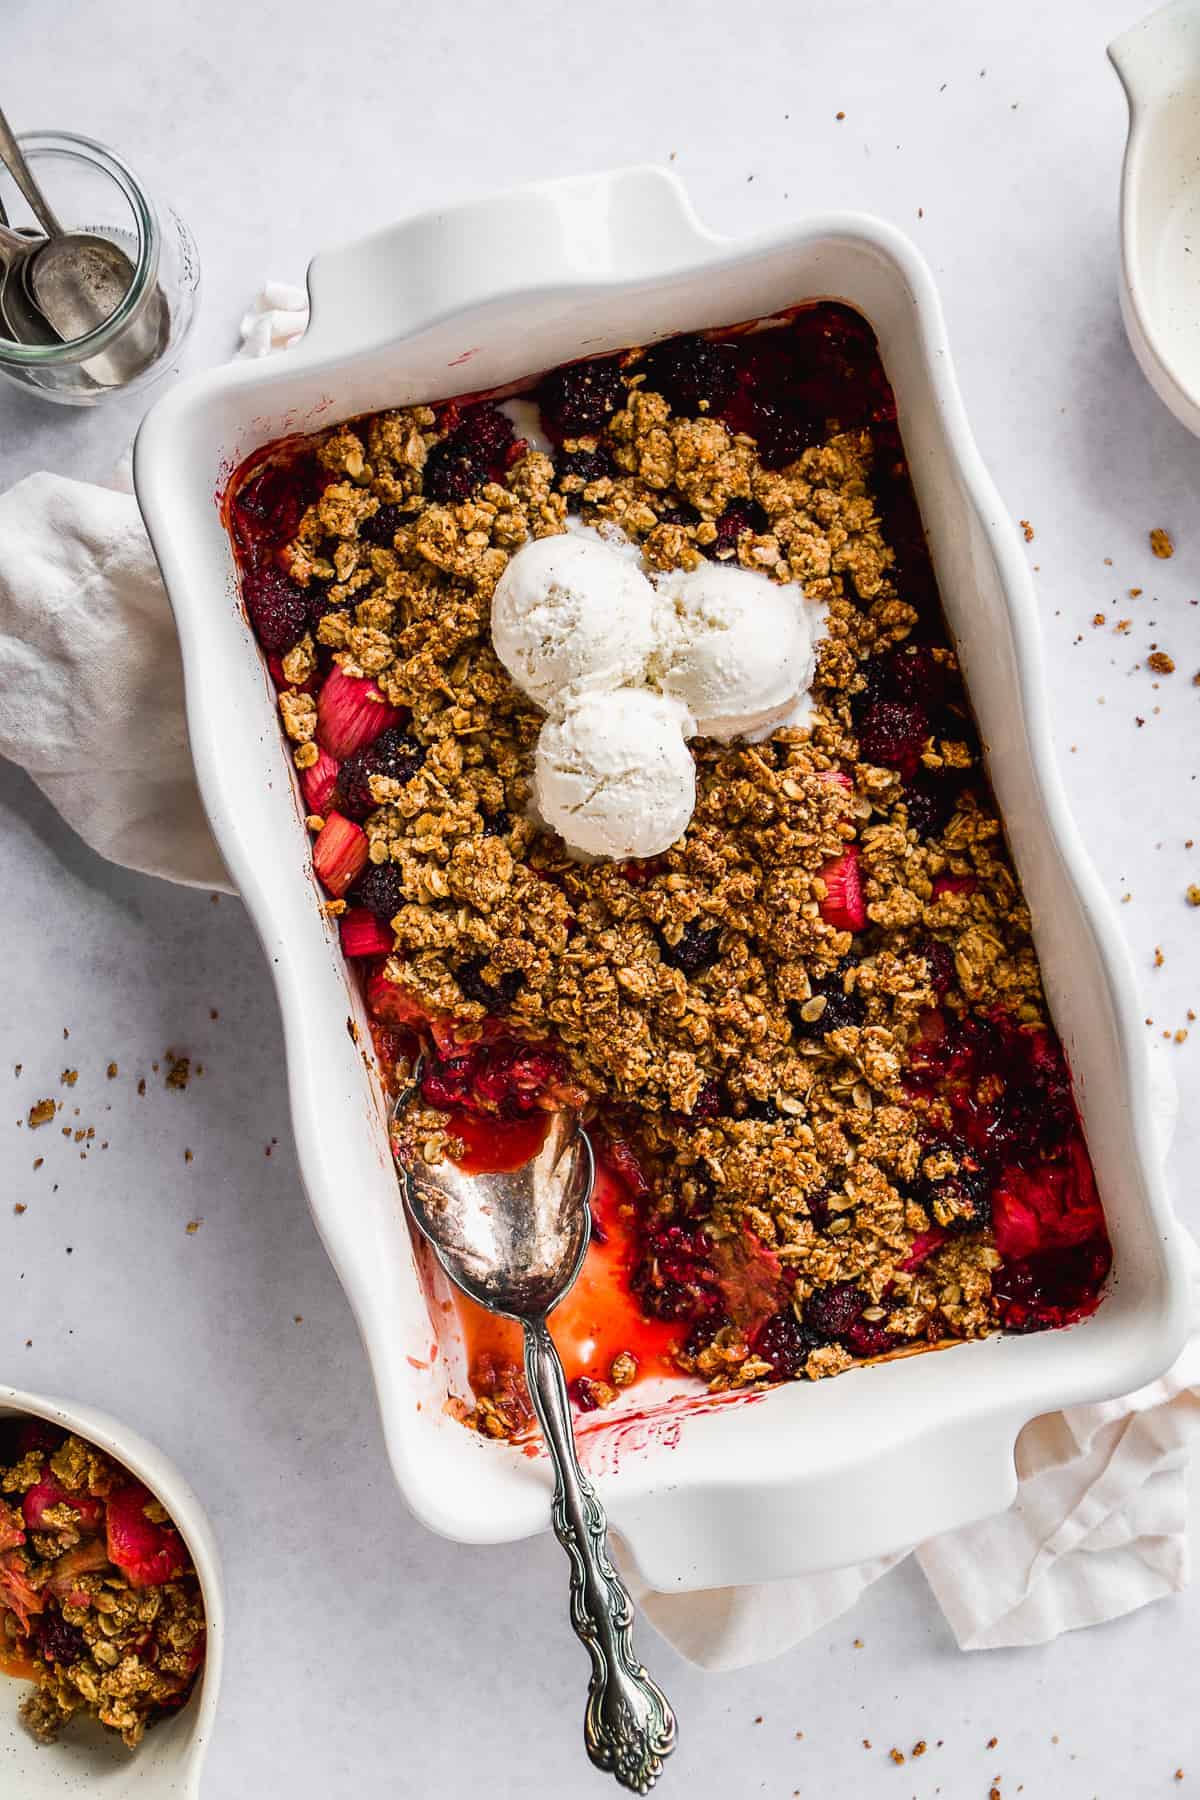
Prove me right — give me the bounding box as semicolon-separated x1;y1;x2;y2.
390;1074;678;1793
0;222;54;344
0;104;164;384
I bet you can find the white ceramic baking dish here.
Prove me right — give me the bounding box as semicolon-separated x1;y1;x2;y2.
0;1387;222;1798
133;166;1189;1592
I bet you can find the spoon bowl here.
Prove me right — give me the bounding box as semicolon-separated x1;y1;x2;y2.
397;1103;593;1317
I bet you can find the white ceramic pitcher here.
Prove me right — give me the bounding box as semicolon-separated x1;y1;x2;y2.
1110;0;1200;433
0;1388;222;1799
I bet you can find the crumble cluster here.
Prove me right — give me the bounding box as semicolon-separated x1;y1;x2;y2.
262;344;1051;1401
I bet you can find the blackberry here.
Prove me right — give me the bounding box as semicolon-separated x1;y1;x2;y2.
453;403;514;462
691;1078;723;1124
35;1611;86;1665
752;1307;824;1379
349;860;405;919
538;356;626;437
804;1280;866;1342
360;502;406;548
917;937;955;997
555;444;615;511
423;438;480;503
455;957;522;1013
903;775;957;841
480;808;511;838
921;1154;993;1234
708;498;770;559
338;729;426;821
805;1185;833;1231
243;563;307;654
657;922;722;975
792;975;864;1039
745;1095;780;1124
751;399;823;469
640;335;738;415
843;1317;898;1358
857;700;928;778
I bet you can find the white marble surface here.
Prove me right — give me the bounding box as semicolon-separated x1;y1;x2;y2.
3;0;1200;1793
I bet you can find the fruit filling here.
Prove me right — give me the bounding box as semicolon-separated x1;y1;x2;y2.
226;304;1110;1438
0;1421;206;1747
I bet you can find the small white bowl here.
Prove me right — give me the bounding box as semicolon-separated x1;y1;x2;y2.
1110;1;1200;433
0;1389;222;1799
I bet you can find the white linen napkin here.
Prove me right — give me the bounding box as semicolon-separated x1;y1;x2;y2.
1;284;1197;1668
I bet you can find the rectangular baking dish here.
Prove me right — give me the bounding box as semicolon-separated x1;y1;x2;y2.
133;166;1189;1592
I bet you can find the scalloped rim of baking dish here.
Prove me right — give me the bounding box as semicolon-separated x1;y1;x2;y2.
133;166;1189;1592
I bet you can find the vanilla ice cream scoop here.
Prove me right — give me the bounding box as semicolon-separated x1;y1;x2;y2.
491;532;660;710
535;689;696;860
655;562;820;742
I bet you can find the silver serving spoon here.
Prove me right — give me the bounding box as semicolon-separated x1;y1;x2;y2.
390;1074;677;1793
0;105;166;384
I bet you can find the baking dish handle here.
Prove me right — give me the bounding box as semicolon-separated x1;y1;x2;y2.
298;165;724;362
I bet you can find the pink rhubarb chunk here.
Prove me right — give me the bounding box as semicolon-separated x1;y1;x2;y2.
818;847;867;932
316;666;402;759
312;811;368;897
105;1484;187;1590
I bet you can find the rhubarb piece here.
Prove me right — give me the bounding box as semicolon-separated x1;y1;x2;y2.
366;968;431;1031
991;1142;1104;1262
315;665;402;759
105;1484;187;1590
340;908;395;958
710;1230;785;1334
0;1549;42;1629
312;811;368;897
301;746;341;815
818;847;867;931
0;1499;24;1552
900;1227;948;1272
22;1470;104;1534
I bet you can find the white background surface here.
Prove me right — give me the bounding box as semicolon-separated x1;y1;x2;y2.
2;1;1199;1794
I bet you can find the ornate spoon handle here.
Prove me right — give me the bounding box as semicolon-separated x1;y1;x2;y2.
523;1317;677;1793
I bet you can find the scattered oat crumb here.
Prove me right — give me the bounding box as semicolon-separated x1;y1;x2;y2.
62;1028;69;1039
60;1068;77;1087
185;1219;201;1234
1175;1771;1184;1782
1155;947;1165;967
209;1008;219;1020
1104;556;1113;566
836;110;845;120
794;1730;804;1740
1122;893;1132;903
1130;587;1143;597
165;1053;191;1091
1019;519;1034;541
889;1748;905;1765
210;893;220;904
13;1064;20;1076
987;1737;999;1749
912;1740;927;1757
1148;651;1175;674
106;1061;118;1079
1115;619;1131;634
183;1148;193;1164
990;1788;1001;1800
31;1158;42;1172
293;1314;303;1323
1187;886;1200;907
863;1739;872;1750
27;1099;55;1129
753;1715;763;1725
137;1077;146;1096
1176;1029;1189;1044
14;1203;26;1215
1092;612;1106;627
1151;528;1174;558
853;1637;864;1648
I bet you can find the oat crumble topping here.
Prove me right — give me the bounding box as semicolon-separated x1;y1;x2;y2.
227;306;1110;1430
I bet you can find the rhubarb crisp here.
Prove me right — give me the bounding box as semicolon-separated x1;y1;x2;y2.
227;304;1111;1435
0;1420;205;1745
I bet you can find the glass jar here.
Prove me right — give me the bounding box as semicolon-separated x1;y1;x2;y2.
0;132;199;405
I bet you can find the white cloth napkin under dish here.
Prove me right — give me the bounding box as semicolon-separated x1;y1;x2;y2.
1;284;1198;1668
